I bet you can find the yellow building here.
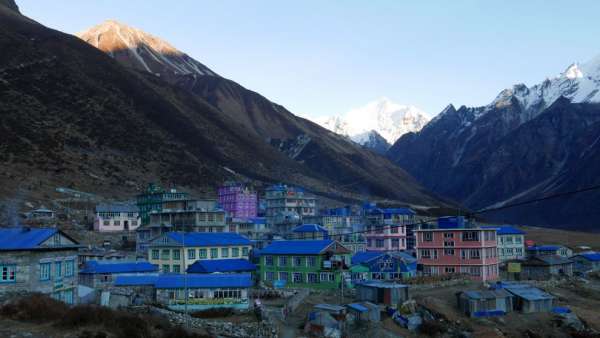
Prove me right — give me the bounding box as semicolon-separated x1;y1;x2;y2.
148;232;252;273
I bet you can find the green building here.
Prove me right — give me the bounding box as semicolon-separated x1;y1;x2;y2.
259;240;351;289
136;183;188;225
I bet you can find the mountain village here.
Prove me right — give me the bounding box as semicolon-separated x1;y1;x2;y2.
1;181;600;337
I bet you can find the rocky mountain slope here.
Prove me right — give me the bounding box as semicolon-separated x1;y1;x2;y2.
0;8;443;209
313;97;429;148
388;58;600;230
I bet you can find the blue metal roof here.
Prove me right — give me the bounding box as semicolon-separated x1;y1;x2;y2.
438;216;465;229
0;227;61;250
527;245;561;251
481;225;525;235
292;224;329;233
261;240;334;255
114;275;158;286
503;284;555;301
80;261;158;274
367;208;415;216
95;203;138;213
347;303;369;313
351;251;383;265
580;253;600;261
165;232;251;246
154;273;253;289
186;259;256;273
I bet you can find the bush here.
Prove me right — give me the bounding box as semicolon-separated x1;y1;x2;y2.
0;293;68;322
419;319;446;336
58;305;115;328
191;307;234;318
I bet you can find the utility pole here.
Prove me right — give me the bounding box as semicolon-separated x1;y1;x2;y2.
183;229;189;328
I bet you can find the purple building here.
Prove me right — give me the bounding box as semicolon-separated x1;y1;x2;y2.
218;183;258;218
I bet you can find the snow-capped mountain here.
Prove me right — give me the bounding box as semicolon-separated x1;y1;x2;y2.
388;54;600;231
313;97;429;146
77;20;217;81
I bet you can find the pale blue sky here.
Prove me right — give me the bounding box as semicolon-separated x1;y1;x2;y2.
18;0;600;118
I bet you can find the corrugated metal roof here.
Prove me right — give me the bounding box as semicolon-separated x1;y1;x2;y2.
481;225;526;235
351;251;383;265
80;261;158;274
154;273;252;289
114;275;158;286
292;224;328;233
576;253;600;261
0;227;59;250
261;240;334;255
165;232;251;246
463;289;511;300
525;255;572;266
355;280;408;289
527;245;562;251
504;285;555;301
367;208;415;216
186;259;256;273
95;203;138;213
347;303;369;313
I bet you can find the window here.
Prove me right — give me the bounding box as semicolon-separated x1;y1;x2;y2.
188;249;195;260
278;272;289;281
265;256;274;266
55;261;62;278
392;239;400;248
307;273;318;283
470;249;481;259
307;256;316;267
172;265;180;273
462;231;479;241
103;220;110;226
162;265;170;273
293;272;303;283
114;220;120;226
242;247;249;257
444;248;455;256
65;260;74;277
278;256;287;267
420;249;431;259
232;248;240;257
444;267;456;273
423;232;433;242
443;232;454;239
376;239;384;248
391;226;398;234
199;249;207;258
152;250;160;260
461;249;467;260
293;256;303;267
433;249;438;259
161;249;170;260
172;250;181;260
265;271;274;281
320;272;334;282
210;248;218;258
372;272;384;280
444;241;454;247
40;263;51;281
221;248;229;258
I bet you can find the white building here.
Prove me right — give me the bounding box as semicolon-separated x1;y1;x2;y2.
94;203;140;232
484;225;526;262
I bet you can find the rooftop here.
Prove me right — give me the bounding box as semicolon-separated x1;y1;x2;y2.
0;227;78;251
96;203;139;213
481;225;526;235
527;245;563;251
292;224;329;233
114;275;158;286
186;258;256;274
154;273;253;289
502;284;555;301
80;261;158;274
462;289;512;300
575;252;600;261
354;280;408;289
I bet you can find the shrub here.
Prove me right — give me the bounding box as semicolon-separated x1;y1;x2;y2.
58;305;115;328
191;307;234;318
419;319;446;336
0;293;68;322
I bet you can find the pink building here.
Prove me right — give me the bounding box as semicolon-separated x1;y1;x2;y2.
218;183;258;219
415;226;499;281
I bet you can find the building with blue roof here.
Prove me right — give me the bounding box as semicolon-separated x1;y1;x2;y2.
155;273;252;310
79;260;158;288
264;184;317;234
0;227;80;304
364;205;416;252
260;240;351;289
571;252;600;274
349;252;417;283
291;224;329;240
481;225;526;262
148;232;252;274
186;258;256;274
526;245;572;258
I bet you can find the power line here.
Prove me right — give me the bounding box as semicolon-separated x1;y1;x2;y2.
282;183;600;241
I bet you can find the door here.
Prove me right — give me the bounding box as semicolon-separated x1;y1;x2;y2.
124;221;129;231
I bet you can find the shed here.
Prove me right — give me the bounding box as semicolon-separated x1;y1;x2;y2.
571;253;600;273
520;255;573;280
456;289;513;317
503;284;555;313
346;302;380;322
354;280;409;307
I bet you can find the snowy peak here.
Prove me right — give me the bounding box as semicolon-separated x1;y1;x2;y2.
563;63;583;79
77;20;217;78
312;97;429;145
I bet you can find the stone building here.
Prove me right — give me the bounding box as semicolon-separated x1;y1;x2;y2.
94;203;140;232
0;227;80;304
